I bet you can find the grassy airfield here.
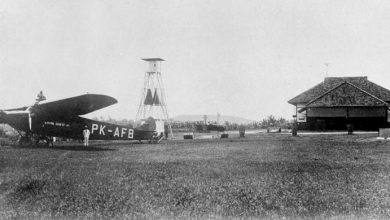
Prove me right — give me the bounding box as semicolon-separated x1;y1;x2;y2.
1;133;390;219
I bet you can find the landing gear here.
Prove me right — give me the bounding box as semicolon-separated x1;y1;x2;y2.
40;137;53;147
36;136;54;147
18;136;33;146
150;132;164;144
18;134;54;147
15;130;34;146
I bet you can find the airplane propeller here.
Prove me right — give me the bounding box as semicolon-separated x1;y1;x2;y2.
26;106;35;132
28;112;32;131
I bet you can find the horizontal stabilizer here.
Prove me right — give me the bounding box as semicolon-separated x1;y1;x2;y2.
135;117;156;131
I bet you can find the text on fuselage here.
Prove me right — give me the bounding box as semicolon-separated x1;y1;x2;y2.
44;121;70;127
91;124;134;139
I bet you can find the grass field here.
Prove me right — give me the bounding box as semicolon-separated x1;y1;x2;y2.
1;133;390;219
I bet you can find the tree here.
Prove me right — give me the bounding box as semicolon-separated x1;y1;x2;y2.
259;115;290;128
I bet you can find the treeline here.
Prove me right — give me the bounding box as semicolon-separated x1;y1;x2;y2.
171;115;293;131
92;115;293;131
258;115;292;129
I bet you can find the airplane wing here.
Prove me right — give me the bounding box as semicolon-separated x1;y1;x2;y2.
4;107;29;111
30;94;117;120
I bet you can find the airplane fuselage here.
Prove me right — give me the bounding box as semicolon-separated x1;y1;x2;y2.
1;111;155;141
35;118;155;141
0;94;158;144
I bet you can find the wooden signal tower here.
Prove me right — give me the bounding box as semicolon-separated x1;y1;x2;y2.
136;58;173;138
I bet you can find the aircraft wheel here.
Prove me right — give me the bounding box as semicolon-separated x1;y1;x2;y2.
32;136;40;146
19;136;32;146
44;137;53;147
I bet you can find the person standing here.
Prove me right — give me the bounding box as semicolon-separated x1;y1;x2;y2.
35;91;46;103
83;126;91;147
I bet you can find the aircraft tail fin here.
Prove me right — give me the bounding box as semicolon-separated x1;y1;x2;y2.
135;117;156;131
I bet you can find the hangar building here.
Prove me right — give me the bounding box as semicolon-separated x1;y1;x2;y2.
288;77;390;130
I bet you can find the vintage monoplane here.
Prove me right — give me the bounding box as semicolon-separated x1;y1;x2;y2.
0;94;158;146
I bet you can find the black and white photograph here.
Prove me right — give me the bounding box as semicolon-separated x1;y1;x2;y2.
1;0;390;219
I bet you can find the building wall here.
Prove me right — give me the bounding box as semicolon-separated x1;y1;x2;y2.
296;106;389;131
307;107;386;118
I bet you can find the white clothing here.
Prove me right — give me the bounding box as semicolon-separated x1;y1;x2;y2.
83;129;90;146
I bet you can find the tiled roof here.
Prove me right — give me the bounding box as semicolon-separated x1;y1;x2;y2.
288;77;390;105
307;82;387;107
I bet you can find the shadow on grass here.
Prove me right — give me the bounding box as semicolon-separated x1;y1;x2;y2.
9;139;158;151
12;144;116;152
91;140;158;146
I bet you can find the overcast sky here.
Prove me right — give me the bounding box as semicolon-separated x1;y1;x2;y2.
2;0;390;121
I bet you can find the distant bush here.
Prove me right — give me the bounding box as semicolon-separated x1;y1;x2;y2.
0;138;10;146
259;115;292;129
